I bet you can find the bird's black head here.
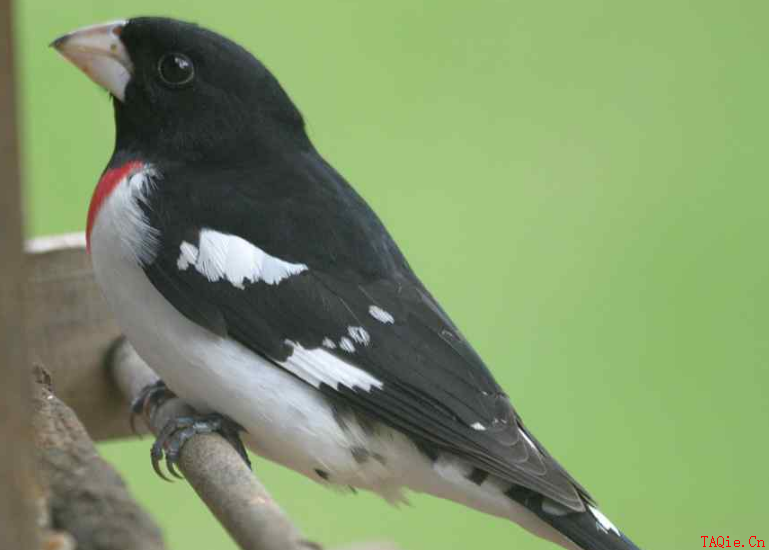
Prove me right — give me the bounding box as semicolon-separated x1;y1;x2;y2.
53;17;309;163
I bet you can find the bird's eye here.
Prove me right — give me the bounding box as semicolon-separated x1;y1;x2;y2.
157;53;195;87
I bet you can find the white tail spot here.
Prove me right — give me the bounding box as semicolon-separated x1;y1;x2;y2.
588;505;620;536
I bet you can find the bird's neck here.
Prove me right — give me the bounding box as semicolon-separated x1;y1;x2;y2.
87;160;145;251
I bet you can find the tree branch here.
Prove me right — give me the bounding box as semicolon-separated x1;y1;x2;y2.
32;365;166;550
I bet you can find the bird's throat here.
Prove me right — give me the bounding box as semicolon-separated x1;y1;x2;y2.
87;160;144;251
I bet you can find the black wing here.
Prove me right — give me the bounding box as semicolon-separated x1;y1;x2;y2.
141;151;591;510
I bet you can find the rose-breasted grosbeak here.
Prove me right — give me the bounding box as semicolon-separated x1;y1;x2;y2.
52;17;642;550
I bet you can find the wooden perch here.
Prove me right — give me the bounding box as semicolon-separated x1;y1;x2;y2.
25;233;135;441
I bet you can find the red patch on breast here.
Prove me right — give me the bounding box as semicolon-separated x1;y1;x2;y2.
87;161;144;251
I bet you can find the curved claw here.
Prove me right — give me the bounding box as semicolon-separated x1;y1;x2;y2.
164;425;196;480
228;429;252;469
217;417;252;469
166;456;184;480
151;442;172;482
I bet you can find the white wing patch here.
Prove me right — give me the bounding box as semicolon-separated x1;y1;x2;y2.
348;326;371;346
369;305;395;324
339;337;356;353
282;340;383;391
177;242;198;270
588;505;620;536
177;229;308;288
322;338;337;349
471;422;486;431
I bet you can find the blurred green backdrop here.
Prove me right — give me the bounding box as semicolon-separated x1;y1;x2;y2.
15;1;768;549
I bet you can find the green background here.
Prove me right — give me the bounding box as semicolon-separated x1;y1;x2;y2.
15;1;768;549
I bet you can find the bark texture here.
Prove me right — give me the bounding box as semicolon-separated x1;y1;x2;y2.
32;366;166;550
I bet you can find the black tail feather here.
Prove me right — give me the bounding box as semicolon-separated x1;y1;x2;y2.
505;485;642;550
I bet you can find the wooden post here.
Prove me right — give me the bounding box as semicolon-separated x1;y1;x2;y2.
0;0;40;548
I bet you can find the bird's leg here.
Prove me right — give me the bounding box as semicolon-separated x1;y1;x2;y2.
130;379;175;434
130;379;252;481
151;413;252;481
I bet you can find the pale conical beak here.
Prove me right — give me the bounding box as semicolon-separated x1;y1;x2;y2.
51;20;133;102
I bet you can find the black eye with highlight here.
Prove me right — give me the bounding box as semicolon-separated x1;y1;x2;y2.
157;53;195;87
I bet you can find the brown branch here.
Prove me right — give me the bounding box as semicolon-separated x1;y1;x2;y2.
32;365;166;550
110;339;319;550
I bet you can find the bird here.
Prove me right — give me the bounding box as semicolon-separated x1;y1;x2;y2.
52;17;643;550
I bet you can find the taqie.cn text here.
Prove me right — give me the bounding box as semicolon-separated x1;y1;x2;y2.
702;536;765;548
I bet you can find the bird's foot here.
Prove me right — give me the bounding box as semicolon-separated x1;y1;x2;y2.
130;380;251;480
130;379;175;434
151;413;252;481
